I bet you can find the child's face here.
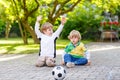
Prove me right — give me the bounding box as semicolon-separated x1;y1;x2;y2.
70;36;79;45
43;28;53;36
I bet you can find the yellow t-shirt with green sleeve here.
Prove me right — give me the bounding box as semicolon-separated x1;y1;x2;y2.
64;42;87;58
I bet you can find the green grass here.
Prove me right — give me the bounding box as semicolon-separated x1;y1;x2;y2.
0;38;91;54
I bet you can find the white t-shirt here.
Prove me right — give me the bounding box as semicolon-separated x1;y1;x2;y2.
35;22;64;58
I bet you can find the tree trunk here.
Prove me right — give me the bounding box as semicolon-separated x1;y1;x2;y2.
18;19;28;44
5;21;11;39
24;28;28;44
21;20;39;44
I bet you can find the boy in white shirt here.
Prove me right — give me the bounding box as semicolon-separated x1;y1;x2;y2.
35;15;66;67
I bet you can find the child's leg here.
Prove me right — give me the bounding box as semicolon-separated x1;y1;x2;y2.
64;54;72;63
46;57;56;67
74;58;88;65
35;56;46;67
64;54;75;68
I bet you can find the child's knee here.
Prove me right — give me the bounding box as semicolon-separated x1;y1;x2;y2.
46;57;55;67
64;53;70;58
35;61;45;67
35;56;46;67
39;56;46;61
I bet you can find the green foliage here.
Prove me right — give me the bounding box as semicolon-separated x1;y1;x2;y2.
0;19;5;29
0;19;5;37
61;20;78;39
0;0;120;41
10;22;21;37
61;1;103;40
92;0;120;14
116;6;120;19
0;2;6;37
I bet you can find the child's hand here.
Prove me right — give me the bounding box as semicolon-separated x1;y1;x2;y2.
61;16;67;25
36;15;42;22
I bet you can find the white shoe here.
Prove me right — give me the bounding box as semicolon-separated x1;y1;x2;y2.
66;62;75;68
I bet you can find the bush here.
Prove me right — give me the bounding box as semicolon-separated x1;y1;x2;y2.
61;1;103;41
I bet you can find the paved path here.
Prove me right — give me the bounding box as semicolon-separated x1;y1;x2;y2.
0;42;120;80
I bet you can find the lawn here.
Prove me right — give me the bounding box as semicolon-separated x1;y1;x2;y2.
0;38;90;54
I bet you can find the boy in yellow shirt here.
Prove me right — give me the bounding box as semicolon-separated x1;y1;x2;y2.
62;30;91;68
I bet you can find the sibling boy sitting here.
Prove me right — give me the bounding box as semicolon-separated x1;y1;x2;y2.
62;30;91;68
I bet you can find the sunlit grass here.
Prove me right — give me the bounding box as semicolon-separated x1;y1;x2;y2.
0;38;91;54
0;38;68;54
0;38;38;54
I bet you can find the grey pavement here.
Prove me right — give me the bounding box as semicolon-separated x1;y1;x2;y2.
0;42;120;80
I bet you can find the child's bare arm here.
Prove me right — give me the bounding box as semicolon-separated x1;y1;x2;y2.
53;16;66;38
61;16;67;25
36;15;42;22
35;15;42;38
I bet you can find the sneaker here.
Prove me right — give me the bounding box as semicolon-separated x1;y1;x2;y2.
66;62;75;68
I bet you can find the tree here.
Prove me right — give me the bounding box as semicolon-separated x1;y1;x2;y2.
0;0;81;44
91;0;120;14
0;1;12;39
61;0;103;40
45;0;81;24
61;0;120;40
11;0;40;44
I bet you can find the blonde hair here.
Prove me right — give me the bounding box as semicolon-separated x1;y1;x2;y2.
68;30;81;40
41;22;53;33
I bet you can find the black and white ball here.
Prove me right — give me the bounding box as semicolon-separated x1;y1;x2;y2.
52;66;66;80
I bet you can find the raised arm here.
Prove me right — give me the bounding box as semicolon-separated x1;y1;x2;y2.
35;16;42;38
53;16;67;38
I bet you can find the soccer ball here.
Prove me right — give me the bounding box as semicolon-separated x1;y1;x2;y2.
52;66;66;80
